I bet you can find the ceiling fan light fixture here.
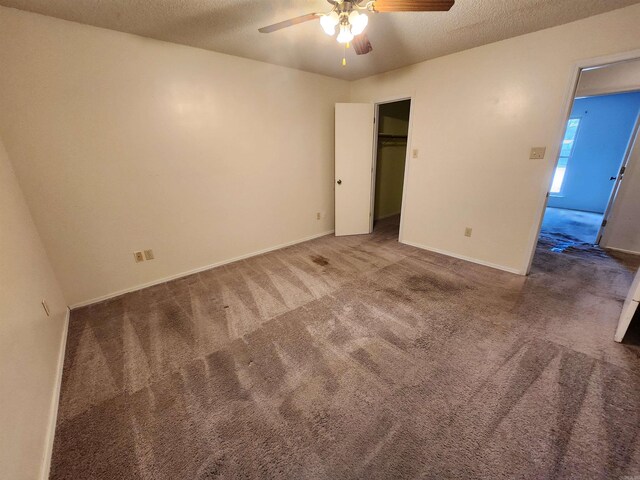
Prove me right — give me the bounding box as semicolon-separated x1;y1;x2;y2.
336;23;354;44
349;11;368;35
320;11;339;35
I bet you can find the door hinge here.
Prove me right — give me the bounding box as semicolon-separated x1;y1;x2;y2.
601;219;608;227
620;166;626;175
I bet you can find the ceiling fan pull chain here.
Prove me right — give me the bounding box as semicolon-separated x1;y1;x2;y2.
342;42;347;66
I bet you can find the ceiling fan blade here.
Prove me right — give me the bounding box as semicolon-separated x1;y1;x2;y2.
353;33;373;55
258;13;320;33
370;0;454;12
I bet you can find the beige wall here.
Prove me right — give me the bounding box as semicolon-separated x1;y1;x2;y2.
0;137;68;480
0;6;349;306
350;4;640;273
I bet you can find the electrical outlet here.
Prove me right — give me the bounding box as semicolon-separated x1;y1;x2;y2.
465;227;473;237
530;147;546;160
412;148;419;159
316;212;321;220
144;249;154;260
134;251;145;263
42;299;50;317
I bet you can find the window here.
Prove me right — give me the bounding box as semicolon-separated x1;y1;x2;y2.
550;118;580;194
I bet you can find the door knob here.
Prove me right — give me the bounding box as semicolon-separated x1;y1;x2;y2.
337;179;342;185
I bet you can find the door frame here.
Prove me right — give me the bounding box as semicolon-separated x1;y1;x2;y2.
597;110;640;243
369;95;414;243
523;49;640;275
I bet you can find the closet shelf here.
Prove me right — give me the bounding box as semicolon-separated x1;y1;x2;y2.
378;133;408;146
378;133;408;139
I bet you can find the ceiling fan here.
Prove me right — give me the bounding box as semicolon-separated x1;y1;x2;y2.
258;0;455;60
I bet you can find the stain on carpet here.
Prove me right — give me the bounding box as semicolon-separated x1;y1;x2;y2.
405;272;468;297
311;255;330;266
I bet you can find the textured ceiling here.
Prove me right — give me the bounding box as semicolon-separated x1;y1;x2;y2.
2;0;640;80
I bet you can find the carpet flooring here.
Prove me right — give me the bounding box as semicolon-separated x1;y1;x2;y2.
541;207;603;244
50;217;640;479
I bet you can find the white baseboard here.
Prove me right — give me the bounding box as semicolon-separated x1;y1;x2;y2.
401;240;525;275
70;230;335;309
40;307;69;480
604;246;640;256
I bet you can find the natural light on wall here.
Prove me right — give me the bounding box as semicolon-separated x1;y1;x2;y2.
550;118;580;194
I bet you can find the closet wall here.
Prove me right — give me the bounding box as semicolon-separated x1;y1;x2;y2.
374;101;410;221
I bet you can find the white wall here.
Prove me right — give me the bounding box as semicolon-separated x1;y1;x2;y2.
0;6;350;306
0;137;68;480
350;4;640;274
577;59;640;97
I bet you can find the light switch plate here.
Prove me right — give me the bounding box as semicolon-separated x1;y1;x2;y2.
530;147;546;160
134;251;145;263
412;149;419;159
144;249;154;260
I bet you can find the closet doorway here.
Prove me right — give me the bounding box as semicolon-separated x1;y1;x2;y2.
371;99;411;239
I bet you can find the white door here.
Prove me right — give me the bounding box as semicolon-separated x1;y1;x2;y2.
615;267;640;342
335;103;375;236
